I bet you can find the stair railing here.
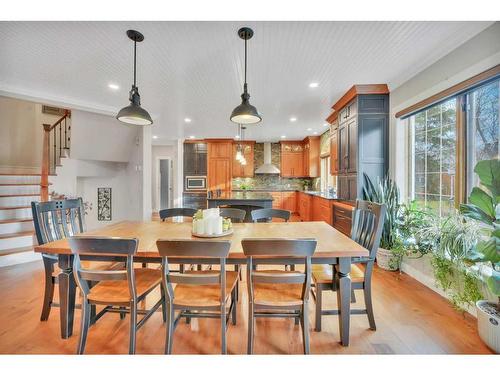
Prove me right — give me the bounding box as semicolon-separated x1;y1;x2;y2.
41;110;71;201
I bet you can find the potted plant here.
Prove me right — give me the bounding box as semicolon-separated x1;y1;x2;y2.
362;174;401;271
460;159;500;353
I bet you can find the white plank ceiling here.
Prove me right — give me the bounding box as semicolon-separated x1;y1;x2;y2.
0;21;493;142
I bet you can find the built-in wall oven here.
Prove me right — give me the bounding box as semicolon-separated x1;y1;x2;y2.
185;176;207;191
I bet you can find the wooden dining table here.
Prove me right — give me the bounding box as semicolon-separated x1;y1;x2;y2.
34;220;369;347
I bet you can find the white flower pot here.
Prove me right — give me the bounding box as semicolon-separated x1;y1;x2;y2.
376;247;398;271
476;300;500;353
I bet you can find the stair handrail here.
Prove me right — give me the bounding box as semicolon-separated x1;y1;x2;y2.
41;110;71;201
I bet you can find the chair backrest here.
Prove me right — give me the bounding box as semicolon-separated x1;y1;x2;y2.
220;207;246;223
32;198;86;245
250;208;290;223
68;236;138;299
242;238;317;302
156;239;231;306
350;200;386;259
159;207;197;221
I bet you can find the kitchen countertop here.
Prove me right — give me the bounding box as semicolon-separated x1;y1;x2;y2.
232;189;337;200
207;192;273;201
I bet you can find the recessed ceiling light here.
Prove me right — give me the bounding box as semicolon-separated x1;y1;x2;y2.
108;83;120;90
323;123;329;127
152;135;158;139
235;135;241;139
189;135;195;139
308;82;319;88
313;131;318;135
290;117;297;122
307;128;312;131
280;135;286;139
184;118;192;123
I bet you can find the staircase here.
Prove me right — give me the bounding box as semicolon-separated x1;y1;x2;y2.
0;110;70;267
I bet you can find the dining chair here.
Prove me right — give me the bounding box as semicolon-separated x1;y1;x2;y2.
219;207;246;223
250;208;291;223
312;200;386;332
32;198;106;321
159;207;197;221
242;238;317;354
156;239;238;354
69;236;165;354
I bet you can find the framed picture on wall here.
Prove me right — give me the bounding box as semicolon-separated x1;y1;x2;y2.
97;187;112;221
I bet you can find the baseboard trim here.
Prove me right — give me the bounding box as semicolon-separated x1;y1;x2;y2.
0;250;41;268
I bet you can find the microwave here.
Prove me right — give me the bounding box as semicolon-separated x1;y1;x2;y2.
185;176;207;191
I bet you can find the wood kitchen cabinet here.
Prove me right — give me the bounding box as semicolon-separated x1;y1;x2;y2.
232;141;254;178
269;192;283;209
183;142;207;176
280;142;304;177
207;140;232;194
282;191;297;213
332;202;354;236
311;196;332;225
326;84;389;203
298;192;312;221
303;136;320;178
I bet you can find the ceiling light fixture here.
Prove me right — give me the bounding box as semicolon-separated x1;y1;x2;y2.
307;127;312;131
152;135;158;139
184;118;192;123
280;135;286;139
308;82;319;88
313;132;318;135
323;123;329;127
290;117;297;122
108;83;120;90
116;30;153;126
189;135;195;139
230;27;261;125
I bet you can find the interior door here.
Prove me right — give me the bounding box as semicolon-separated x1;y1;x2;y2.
159;159;172;209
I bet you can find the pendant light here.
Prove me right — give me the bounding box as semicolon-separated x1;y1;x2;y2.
230;27;261;125
116;30;153;126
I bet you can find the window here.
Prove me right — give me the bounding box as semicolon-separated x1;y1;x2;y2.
407;75;500;216
409;98;457;216
320;156;333;192
466;79;500;192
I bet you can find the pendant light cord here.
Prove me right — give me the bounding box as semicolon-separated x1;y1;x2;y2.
133;40;137;87
244;38;247;86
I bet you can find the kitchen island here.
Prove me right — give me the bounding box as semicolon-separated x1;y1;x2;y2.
207;191;273;222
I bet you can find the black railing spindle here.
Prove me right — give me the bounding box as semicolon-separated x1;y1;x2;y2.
64;118;68;149
53;127;56;172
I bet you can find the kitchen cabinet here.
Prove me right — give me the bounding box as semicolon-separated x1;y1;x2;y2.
282;191;297;213
207;141;232;194
303;136;320;178
332;202;354;236
232;141;255;178
280;142;304;177
298;192;312;221
182;192;207;210
311;196;332;225
326;85;389;203
269;192;283;209
183;142;207;176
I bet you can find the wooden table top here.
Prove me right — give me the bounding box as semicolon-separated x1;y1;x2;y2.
34;220;368;259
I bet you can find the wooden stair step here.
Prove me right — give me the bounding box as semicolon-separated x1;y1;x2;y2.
0;218;33;224
0;230;34;239
0;193;41;198
0;206;31;210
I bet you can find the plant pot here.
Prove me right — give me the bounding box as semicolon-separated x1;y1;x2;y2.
476;300;500;353
376;247;398;271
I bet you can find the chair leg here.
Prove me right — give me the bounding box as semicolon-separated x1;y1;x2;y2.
40;257;55;321
364;282;376;330
160;285;167;323
247;303;254;354
351;289;356;303
129;303;137;354
301;303;310;354
77;299;91;354
315;285;322;332
295;311;300;325
165;303;174;354
221;309;227;354
231;289;237;325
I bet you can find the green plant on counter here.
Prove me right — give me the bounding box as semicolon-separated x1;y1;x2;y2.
460;159;500;307
239;183;252;190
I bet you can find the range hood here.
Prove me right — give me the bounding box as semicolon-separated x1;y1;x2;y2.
255;143;280;174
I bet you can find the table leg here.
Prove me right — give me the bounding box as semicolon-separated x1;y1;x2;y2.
58;254;76;339
336;257;351;346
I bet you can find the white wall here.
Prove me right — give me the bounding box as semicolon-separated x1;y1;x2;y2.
388;22;500;294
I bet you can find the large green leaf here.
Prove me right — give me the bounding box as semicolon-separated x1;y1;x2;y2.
460;203;495;226
474;159;500;203
486;270;500;296
476;238;500;265
469;187;495;218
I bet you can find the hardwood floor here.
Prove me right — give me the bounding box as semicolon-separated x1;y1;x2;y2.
0;260;492;354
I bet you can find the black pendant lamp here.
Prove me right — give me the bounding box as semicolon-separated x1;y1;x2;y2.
116;30;153;126
230;27;262;125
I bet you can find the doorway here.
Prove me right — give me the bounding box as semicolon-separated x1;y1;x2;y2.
156;158;173;210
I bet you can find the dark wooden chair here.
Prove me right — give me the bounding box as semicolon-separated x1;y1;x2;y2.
32;198;88;321
312;200;386;332
159;207;197;221
69;236;165;354
242;238;317;354
250;208;291;223
156;239;238;354
219;207;246;223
